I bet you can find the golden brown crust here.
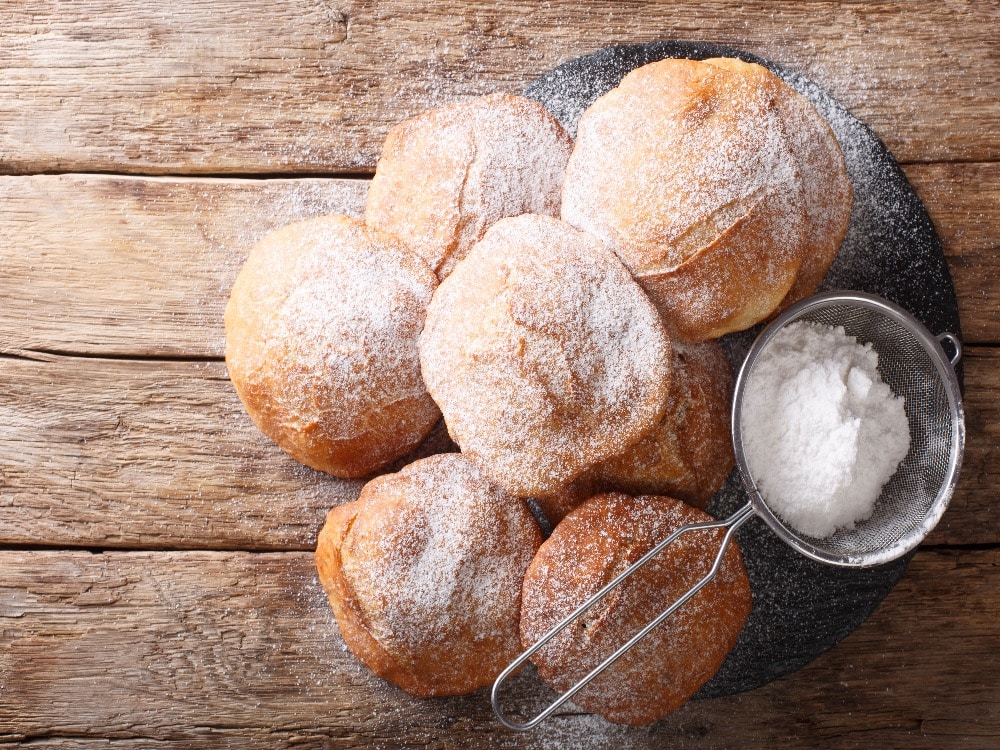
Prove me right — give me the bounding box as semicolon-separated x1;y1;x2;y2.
532;469;601;526
224;215;440;478
419;214;673;497
315;502;418;691
521;492;752;726
596;340;735;509
315;454;543;698
366;93;573;279
634;188;803;340
562;57;850;342
702;58;853;310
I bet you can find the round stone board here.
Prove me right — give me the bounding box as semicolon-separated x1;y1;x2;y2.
524;41;963;698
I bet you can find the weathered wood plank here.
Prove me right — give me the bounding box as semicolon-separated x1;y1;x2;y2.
0;548;996;748
1;166;997;360
0;347;994;549
0;355;353;550
1;1;997;175
929;348;999;546
0;175;367;358
0;353;455;551
907;162;1000;344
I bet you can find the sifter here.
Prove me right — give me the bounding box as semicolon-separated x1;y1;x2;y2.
492;290;965;730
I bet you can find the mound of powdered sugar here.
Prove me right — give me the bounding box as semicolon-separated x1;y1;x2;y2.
741;321;911;538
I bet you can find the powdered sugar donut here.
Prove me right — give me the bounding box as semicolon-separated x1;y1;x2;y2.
224;214;439;478
419;214;672;497
702;57;852;310
521;492;752;725
561;58;813;341
314;454;543;697
596;340;735;509
366;93;573;279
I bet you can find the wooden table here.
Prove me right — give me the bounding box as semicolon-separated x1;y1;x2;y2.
1;2;997;747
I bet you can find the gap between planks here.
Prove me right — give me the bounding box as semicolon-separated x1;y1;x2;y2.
0;349;224;364
0;170;378;181
5;342;998;366
3;160;1000;181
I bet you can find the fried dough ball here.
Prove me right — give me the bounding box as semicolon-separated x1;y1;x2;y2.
562;58;851;341
702;57;852;309
314;454;543;697
596;340;735;509
224;215;439;477
419;214;672;497
520;493;752;725
366;93;573;279
536;342;734;523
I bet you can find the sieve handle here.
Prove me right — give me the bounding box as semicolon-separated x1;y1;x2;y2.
937;332;962;367
490;501;756;731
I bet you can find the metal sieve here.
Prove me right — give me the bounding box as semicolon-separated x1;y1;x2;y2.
492;290;965;730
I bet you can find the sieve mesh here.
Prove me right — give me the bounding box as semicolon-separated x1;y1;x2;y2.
733;293;964;567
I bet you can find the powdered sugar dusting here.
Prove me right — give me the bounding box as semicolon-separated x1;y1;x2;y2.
558;57;851;340
337;454;542;691
224;214;440;475
596;340;735;508
741;320;910;538
701;58;853;309
521;493;752;725
419;214;672;497
563;60;798;263
366;93;573;279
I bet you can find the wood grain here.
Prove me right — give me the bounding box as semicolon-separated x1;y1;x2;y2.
1;1;997;175
0;354;354;550
907;162;1000;343
1;2;996;746
0;347;994;550
2;166;998;361
0;547;995;748
0;175;366;358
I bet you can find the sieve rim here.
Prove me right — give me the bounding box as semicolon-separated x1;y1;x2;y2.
731;291;966;567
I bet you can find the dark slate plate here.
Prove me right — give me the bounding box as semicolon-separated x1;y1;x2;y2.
525;41;962;698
